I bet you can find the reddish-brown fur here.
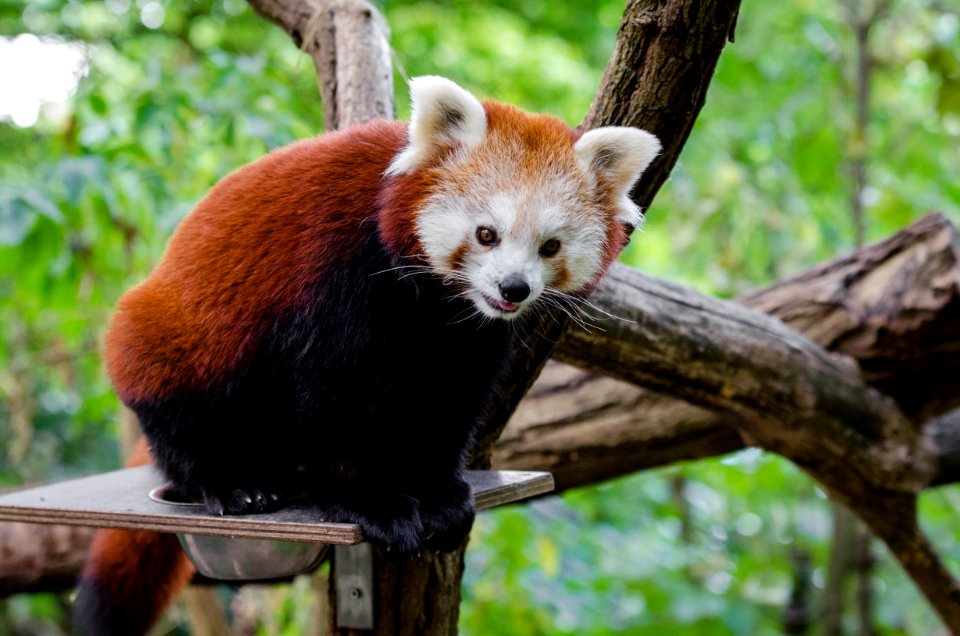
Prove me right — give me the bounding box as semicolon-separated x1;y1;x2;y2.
378;101;629;288
106;121;412;403
85;101;634;633
78;439;195;633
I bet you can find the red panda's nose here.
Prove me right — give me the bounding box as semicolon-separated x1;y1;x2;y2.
499;275;531;303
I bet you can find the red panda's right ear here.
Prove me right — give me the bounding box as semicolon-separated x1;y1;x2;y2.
385;76;487;176
574;127;661;227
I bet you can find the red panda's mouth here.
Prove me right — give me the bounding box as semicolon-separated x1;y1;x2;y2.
481;294;521;314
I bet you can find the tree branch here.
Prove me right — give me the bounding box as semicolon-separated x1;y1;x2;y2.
555;262;934;493
0;522;93;596
582;0;741;210
497;214;960;490
247;0;393;130
518;213;960;629
927;409;960;487
494;361;743;490
740;213;960;422
473;0;744;465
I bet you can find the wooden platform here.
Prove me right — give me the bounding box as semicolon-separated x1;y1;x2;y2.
0;466;554;544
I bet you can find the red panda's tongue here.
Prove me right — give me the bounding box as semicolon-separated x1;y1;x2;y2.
496;300;520;312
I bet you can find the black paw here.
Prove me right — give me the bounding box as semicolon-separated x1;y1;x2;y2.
322;494;423;558
420;479;475;553
201;486;283;516
362;513;424;559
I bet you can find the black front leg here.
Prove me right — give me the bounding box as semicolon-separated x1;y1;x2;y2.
319;486;424;557
417;471;475;553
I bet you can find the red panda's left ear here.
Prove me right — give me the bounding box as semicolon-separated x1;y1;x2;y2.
575;127;661;226
386;76;487;176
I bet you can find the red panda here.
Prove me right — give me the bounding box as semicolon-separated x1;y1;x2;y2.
74;76;660;634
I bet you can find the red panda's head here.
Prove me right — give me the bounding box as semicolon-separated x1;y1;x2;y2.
380;76;660;321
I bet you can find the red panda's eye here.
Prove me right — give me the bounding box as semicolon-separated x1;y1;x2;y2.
476;226;498;246
540;239;561;257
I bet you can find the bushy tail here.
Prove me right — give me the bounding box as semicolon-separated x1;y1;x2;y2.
73;439;195;636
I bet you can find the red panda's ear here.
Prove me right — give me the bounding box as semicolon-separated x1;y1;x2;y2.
575;127;661;226
386;76;487;176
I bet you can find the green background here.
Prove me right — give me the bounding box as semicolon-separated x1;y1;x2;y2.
0;0;958;633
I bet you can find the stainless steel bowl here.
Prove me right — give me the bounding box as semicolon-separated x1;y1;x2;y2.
149;485;328;580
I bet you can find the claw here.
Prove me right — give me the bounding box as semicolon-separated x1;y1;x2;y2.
208;499;225;516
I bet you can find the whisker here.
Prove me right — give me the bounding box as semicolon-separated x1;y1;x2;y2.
368;265;434;277
525;303;564;343
543;289;635;325
398;271;431;280
448;308;482;325
509;320;534;353
538;295;601;333
537;296;585;332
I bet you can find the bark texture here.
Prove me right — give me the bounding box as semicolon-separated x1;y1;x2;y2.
554;263;934;494
581;0;740;209
248;2;468;633
497;214;960;490
247;0;394;130
740;213;960;422
517;214;960;628
0;521;93;596
494;361;743;491
473;0;744;465
5;0;959;631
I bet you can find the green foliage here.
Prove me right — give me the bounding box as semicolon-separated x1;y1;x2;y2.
0;0;324;485
620;0;960;295
0;0;958;633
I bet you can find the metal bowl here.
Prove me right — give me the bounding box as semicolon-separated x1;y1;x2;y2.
149;485;328;581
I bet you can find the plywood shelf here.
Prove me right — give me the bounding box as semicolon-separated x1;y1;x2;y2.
0;466;554;544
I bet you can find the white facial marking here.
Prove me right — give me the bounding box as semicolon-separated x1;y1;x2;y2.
416;168;608;321
387;78;662;322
